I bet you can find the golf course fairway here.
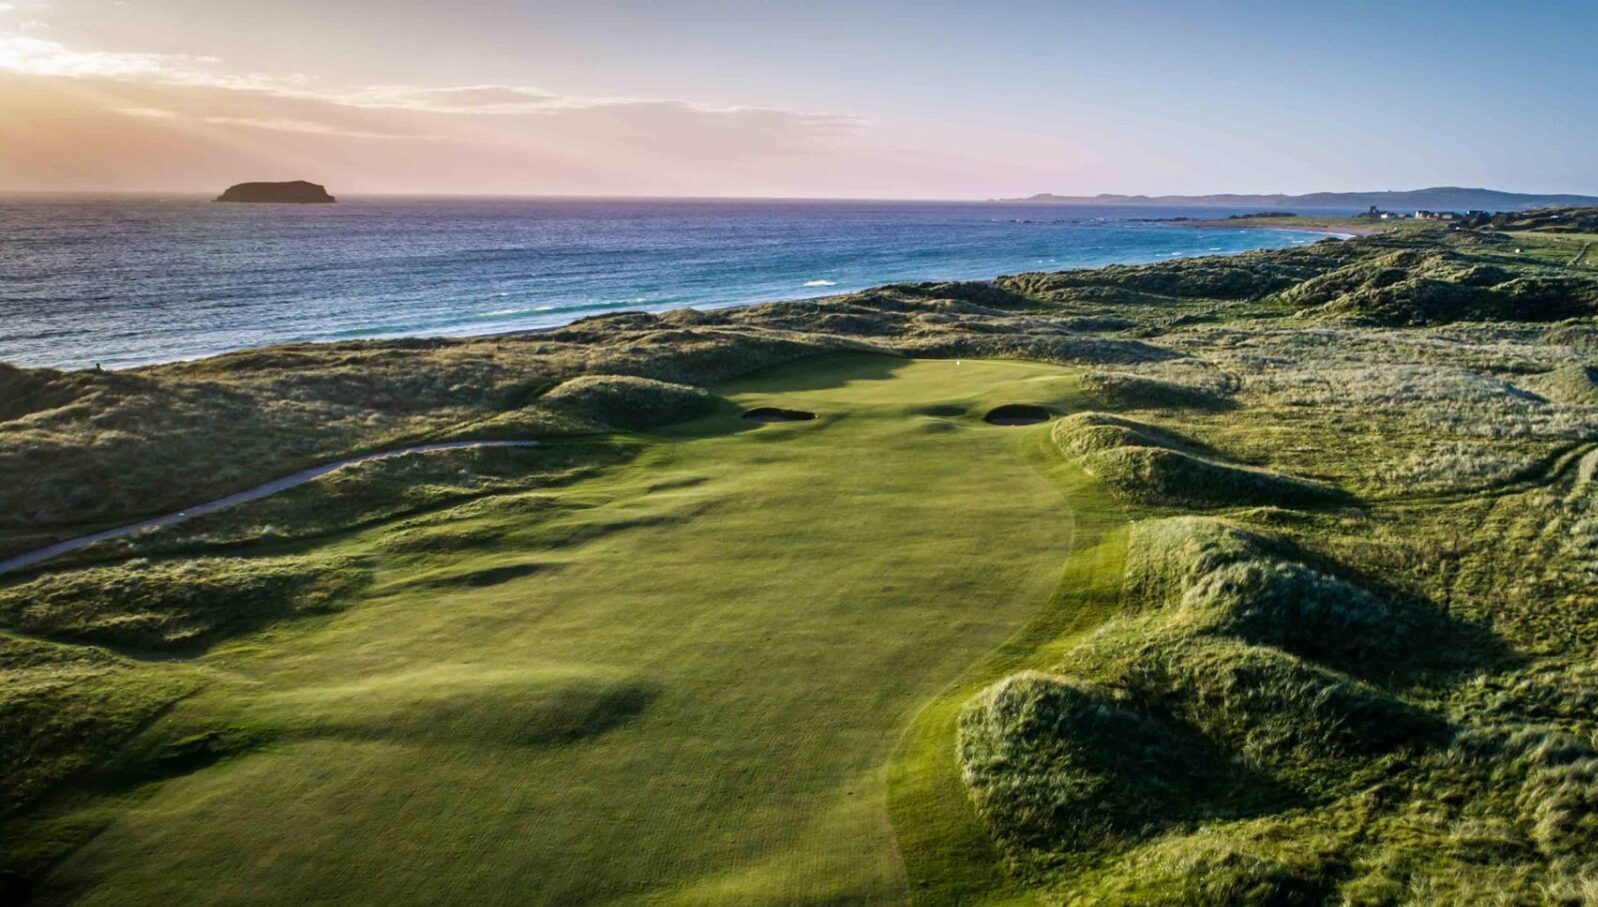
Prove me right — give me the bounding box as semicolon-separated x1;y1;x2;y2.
37;354;1124;907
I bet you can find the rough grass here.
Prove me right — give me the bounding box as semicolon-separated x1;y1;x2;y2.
1117;517;1466;678
0;363;104;423
0;634;198;816
1529;362;1598;404
1197;558;1420;661
1081;370;1234;411
1053;413;1346;508
1083;446;1344;508
1;356;1090;907
0;555;369;652
36;440;636;569
959;467;1597;905
956;511;1443;887
958;671;1245;858
537;374;719;430
11;221;1598;905
6;222;1591;544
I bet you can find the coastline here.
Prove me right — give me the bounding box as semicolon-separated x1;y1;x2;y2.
1179;216;1390;238
5;208;1326;372
15;221;1598;907
270;224;1342;362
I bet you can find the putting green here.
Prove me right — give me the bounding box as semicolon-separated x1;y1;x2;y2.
42;354;1122;906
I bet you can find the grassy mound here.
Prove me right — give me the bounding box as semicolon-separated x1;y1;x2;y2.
1054;414;1345;508
1052;412;1199;459
1122;518;1481;678
1001;244;1345;302
0;363;103;423
1283;248;1598;324
958;627;1435;872
1118;634;1444;775
1120;516;1275;610
1086;446;1343;508
1494;728;1598;868
538;375;718;430
960;517;1454;887
1179;559;1416;673
0;556;368;651
958;671;1239;856
1528;363;1598;404
1064;821;1343;907
1081;371;1233;411
0;634;196;816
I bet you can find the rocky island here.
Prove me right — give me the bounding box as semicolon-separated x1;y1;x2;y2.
214;180;336;204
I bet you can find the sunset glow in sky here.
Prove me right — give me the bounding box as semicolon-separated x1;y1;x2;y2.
3;0;1596;197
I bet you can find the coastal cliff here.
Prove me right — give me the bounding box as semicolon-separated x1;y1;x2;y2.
215;181;336;204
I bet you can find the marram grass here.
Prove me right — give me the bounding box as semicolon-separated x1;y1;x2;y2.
7;222;1598;904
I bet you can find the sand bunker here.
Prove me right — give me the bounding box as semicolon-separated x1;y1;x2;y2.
984;404;1051;426
742;407;817;423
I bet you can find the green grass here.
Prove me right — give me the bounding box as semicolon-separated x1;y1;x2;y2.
1052;413;1346;509
0;555;370;652
886;423;1130;907
1080;371;1234;412
13;221;1598;905
11;354;1113;907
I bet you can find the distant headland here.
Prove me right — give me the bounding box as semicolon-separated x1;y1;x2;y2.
215;181;336;204
991;186;1598;211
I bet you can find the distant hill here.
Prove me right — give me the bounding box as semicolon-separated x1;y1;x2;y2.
994;187;1598;212
215;181;336;204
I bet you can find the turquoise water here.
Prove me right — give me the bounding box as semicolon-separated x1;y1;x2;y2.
0;196;1335;369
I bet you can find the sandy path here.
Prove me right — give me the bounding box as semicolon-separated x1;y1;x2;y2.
0;440;539;575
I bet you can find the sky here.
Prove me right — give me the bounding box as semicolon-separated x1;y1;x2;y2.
1;0;1595;198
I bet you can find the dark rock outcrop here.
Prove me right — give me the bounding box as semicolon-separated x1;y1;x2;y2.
215;181;336;204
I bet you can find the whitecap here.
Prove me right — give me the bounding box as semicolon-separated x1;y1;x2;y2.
803;279;838;287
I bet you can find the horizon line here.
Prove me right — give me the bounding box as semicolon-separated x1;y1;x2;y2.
3;185;1596;204
5;192;1597;206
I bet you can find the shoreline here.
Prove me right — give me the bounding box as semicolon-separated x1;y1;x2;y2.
1179;216;1388;238
13;223;1331;374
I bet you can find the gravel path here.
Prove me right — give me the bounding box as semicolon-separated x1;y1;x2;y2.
0;440;539;575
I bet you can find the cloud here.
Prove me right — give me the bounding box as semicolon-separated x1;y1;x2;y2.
352;84;563;113
0;33;233;81
0;29;859;130
0;25;893;195
202;115;446;140
0;67;881;193
115;106;176;118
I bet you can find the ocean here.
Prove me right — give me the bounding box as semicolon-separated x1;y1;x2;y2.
0;196;1338;370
